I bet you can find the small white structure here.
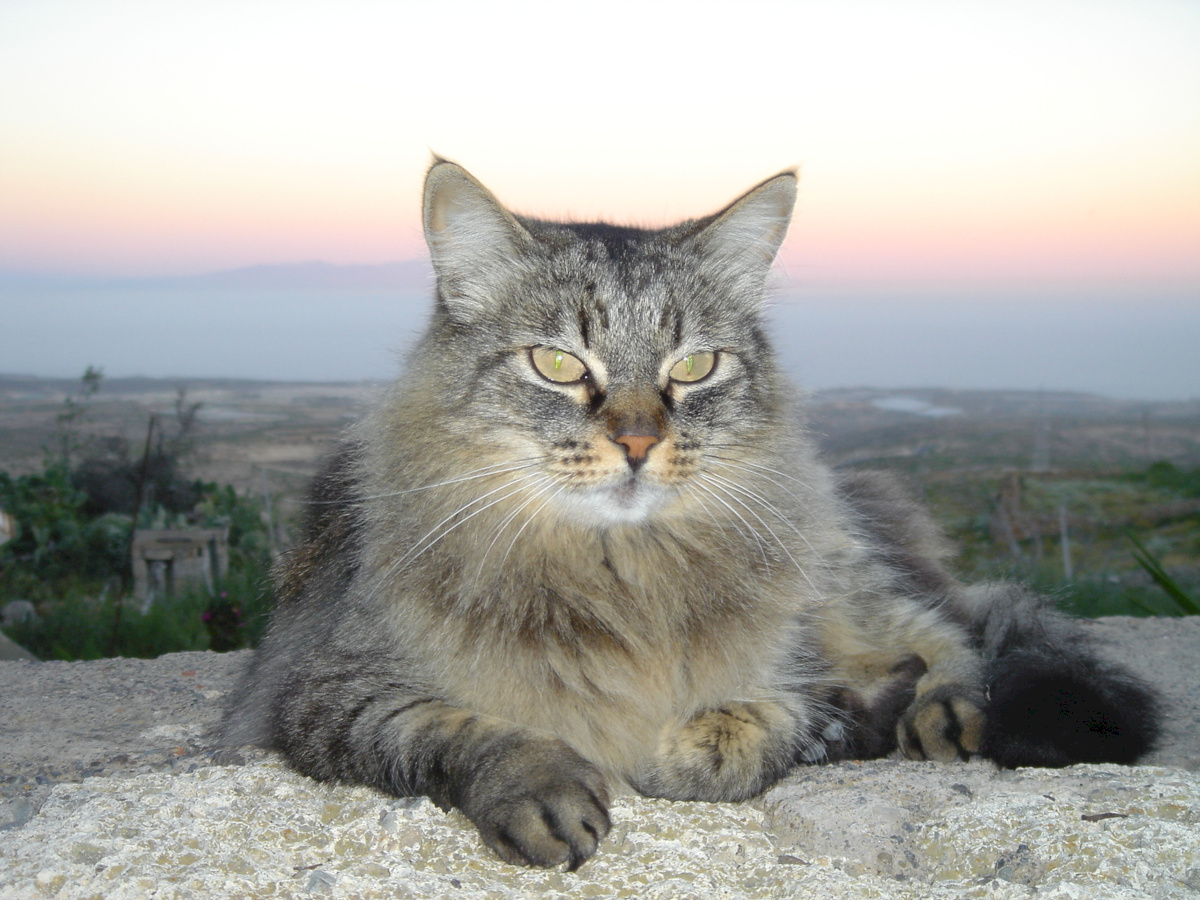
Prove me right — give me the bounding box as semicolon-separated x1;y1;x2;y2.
131;528;229;609
0;508;15;548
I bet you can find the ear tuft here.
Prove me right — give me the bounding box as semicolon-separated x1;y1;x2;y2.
694;171;797;295
422;160;527;321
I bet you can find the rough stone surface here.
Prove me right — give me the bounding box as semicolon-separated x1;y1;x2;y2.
1;616;1197;899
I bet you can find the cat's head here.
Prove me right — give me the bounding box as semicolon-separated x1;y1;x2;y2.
416;159;796;526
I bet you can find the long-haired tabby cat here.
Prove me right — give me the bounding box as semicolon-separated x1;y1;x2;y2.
223;159;1159;870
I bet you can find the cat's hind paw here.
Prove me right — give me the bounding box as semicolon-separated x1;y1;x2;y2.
897;687;986;762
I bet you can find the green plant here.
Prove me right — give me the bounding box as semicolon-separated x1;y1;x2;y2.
1;374;277;658
5;551;274;660
1139;460;1200;498
0;463;129;584
1048;577;1185;618
52;365;103;467
1127;533;1199;616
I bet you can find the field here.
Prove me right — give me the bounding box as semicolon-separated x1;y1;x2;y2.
2;374;1198;620
806;387;1200;613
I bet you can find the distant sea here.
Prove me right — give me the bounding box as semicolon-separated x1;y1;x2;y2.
3;267;1198;401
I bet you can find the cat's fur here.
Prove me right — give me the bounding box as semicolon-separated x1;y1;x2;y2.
222;160;1159;869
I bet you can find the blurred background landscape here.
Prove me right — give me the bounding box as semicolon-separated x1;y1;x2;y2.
2;368;1196;661
2;1;1197;658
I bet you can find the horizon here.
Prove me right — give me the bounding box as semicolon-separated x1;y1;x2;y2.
3;258;1197;403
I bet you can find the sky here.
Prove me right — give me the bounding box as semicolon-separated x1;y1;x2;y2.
1;1;1198;396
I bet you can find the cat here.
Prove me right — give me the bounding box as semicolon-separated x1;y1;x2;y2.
221;159;1159;870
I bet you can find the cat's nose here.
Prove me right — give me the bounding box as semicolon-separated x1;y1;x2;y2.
614;433;660;469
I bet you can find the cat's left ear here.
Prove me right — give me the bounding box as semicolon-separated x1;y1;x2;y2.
423;159;531;322
693;170;796;297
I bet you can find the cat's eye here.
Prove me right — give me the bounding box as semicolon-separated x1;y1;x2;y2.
530;347;588;383
669;351;716;383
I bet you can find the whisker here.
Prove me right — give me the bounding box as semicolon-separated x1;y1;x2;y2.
495;481;574;571
704;471;816;548
473;476;557;579
706;454;816;496
361;473;546;604
395;459;545;494
699;456;832;565
402;473;547;566
704;469;831;575
301;459;544;505
696;473;820;594
688;480;771;568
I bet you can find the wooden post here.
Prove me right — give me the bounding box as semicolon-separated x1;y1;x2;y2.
1059;503;1073;582
114;413;156;655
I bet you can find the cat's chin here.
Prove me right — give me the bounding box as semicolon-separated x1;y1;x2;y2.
565;478;668;526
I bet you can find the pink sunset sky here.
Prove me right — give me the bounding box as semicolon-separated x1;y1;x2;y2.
1;0;1197;296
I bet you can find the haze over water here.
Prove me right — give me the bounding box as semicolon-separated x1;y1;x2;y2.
3;272;1196;402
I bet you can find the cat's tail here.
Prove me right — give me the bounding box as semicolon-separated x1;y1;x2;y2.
962;583;1159;768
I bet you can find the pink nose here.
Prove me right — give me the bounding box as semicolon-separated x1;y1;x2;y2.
614;433;660;464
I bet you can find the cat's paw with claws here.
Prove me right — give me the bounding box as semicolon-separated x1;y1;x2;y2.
460;740;611;870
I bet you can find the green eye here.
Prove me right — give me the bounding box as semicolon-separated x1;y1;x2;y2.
530;347;587;383
669;351;716;383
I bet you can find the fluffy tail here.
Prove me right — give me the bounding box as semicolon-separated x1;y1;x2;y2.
964;584;1159;768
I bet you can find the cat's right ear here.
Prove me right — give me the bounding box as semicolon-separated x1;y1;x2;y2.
423;159;529;322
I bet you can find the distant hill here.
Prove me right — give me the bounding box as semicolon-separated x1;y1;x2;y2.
0;260;435;293
145;260;435;291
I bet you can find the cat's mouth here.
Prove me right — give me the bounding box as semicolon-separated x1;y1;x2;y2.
577;474;666;525
609;476;641;504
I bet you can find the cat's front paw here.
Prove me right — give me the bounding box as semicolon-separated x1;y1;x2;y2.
460;739;610;870
635;701;797;802
897;685;986;762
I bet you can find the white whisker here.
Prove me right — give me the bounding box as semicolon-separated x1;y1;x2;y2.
303;459;544;506
495;481;574;571
704;470;823;559
696;472;820;594
707;454;816;496
688;480;771;568
362;472;546;604
473;476;557;579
